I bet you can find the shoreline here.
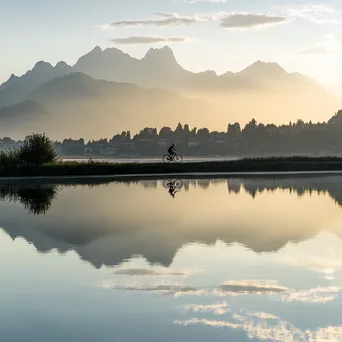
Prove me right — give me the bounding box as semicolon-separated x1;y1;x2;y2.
1;171;342;184
1;170;342;181
3;158;342;180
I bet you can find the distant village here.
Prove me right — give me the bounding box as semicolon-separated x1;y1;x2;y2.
0;123;229;158
2;112;342;157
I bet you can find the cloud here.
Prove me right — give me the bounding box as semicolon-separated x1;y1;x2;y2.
184;0;227;2
102;4;340;34
220;13;287;29
104;11;288;31
112;266;189;276
111;36;187;45
280;4;340;24
298;39;342;55
108;13;202;28
299;46;337;55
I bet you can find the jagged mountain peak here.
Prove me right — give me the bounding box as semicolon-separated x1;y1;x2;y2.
143;45;178;65
55;61;70;68
74;46;103;65
239;60;287;77
8;73;18;81
90;46;102;54
33;61;53;70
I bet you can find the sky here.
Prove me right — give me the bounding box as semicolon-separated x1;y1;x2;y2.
1;0;342;86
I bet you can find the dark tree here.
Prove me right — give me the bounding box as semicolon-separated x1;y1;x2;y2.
18;133;58;166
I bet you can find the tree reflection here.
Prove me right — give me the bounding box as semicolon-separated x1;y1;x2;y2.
0;185;60;215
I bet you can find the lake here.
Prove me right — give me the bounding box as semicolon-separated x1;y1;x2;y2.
1;175;342;341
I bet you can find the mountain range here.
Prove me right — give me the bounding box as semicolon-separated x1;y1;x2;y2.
0;46;341;139
0;73;209;139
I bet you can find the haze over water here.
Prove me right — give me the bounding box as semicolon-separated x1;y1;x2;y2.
1;176;342;341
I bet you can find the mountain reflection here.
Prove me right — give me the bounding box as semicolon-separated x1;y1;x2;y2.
2;175;342;269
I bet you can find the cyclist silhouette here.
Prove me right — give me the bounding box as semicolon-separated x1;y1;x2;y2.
167;144;177;160
168;182;177;198
163;179;183;198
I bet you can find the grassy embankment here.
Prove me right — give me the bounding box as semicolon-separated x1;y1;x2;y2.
2;156;342;178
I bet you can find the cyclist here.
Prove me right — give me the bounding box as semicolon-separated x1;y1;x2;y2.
167;144;177;160
168;183;177;198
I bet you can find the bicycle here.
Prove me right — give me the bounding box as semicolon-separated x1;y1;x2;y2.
162;153;183;164
162;179;183;189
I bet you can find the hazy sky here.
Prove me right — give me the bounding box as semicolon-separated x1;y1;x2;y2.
1;0;342;85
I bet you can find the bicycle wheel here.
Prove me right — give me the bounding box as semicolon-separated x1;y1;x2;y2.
175;180;183;189
174;154;183;163
163;155;171;163
163;179;172;188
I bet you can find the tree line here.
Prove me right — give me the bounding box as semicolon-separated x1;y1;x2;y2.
55;110;342;156
1;110;342;157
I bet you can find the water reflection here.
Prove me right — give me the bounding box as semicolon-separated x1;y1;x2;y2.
163;179;183;198
175;315;342;341
1;175;342;265
3;175;342;215
2;176;342;341
0;184;59;215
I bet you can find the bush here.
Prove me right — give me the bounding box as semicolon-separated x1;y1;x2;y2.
0;149;21;169
17;133;58;166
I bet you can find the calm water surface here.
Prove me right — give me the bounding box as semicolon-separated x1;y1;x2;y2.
1;176;342;341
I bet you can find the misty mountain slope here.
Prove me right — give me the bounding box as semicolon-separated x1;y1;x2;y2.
0;73;210;139
28;72;142;102
28;72;200;106
0;101;48;135
182;86;339;125
0;61;72;108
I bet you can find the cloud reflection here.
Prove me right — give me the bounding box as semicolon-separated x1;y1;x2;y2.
104;276;342;306
289;257;342;275
112;266;189;276
281;286;342;304
108;283;202;296
105;279;290;298
175;317;307;341
219;280;288;294
175;314;342;342
181;302;230;315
